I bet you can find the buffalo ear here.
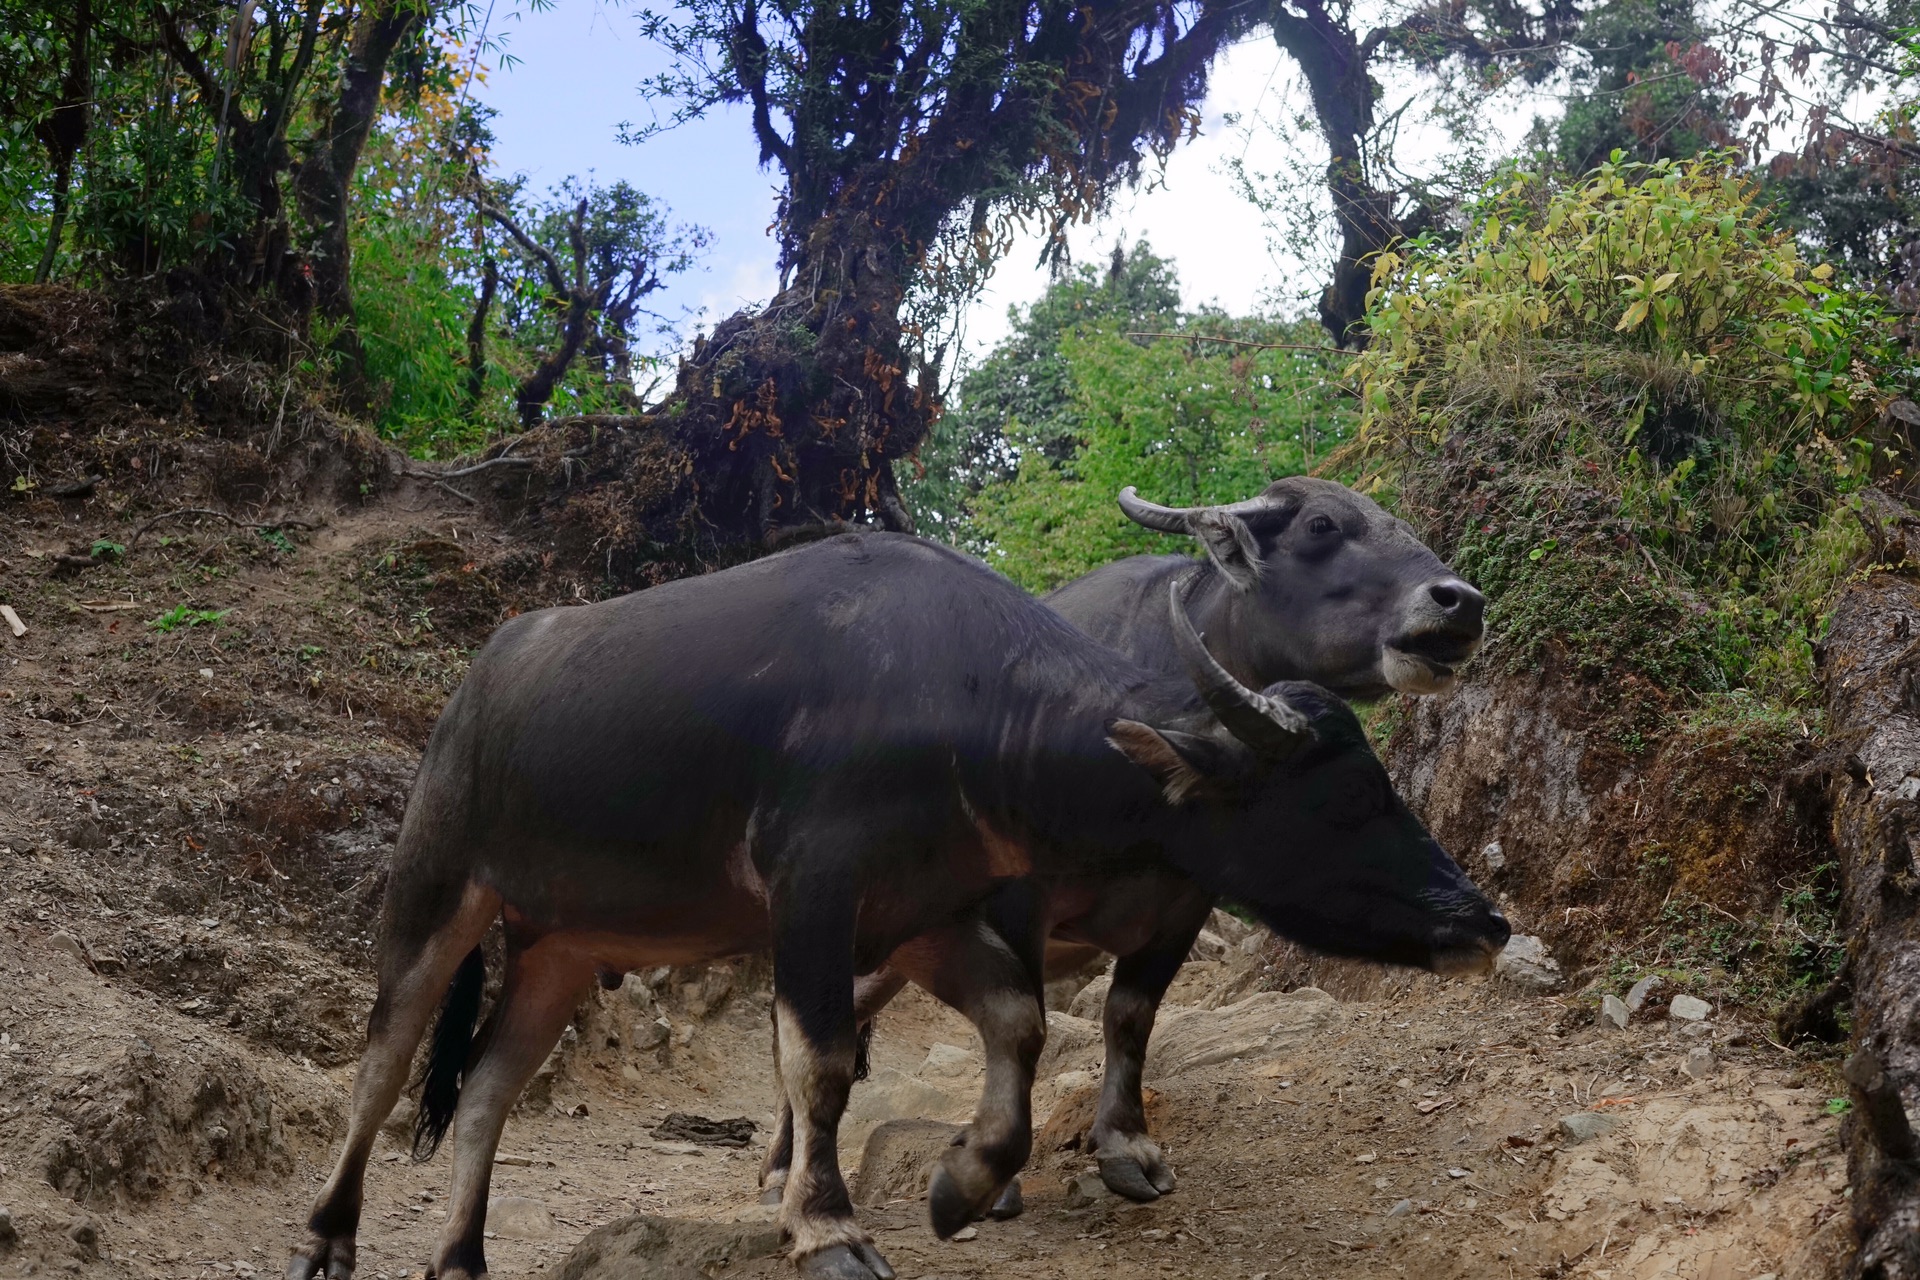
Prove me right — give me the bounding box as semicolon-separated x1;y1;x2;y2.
1191;510;1261;592
1108;720;1245;804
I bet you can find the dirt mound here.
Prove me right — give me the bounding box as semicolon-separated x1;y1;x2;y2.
0;281;392;522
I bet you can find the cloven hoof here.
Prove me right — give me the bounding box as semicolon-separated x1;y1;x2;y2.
796;1242;896;1280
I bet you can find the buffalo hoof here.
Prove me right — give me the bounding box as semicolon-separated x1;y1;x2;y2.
286;1237;355;1280
983;1178;1023;1221
797;1243;896;1280
1098;1154;1177;1203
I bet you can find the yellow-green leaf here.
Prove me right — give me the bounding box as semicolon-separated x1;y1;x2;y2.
1650;271;1679;294
1615;298;1650;331
1528;250;1550;284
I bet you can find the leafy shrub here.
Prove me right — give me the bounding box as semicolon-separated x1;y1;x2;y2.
1345;155;1907;699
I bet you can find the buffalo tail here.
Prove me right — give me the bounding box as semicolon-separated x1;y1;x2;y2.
412;946;486;1161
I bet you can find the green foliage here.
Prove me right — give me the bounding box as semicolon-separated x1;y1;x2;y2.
972;317;1355;591
89;538;125;560
147;605;230;632
1551;0;1731;172
1350;156;1904;700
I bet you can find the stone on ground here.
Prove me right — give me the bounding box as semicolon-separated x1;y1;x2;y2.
1062;1170;1112;1210
1669;993;1712;1022
1143;987;1337;1077
851;1119;963;1207
1067;974;1111;1022
1034;1010;1102;1078
1037;1083;1170;1154
1557;1113;1618;1145
1600;994;1630;1030
1494;935;1563;991
553;1214;782;1280
1626;974;1663;1011
488;1195;556;1239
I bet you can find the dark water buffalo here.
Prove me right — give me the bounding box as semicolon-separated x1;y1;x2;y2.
286;533;1505;1280
764;475;1487;1207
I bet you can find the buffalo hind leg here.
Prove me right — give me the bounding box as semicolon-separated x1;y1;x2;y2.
428;931;595;1280
760;967;906;1206
890;892;1047;1238
288;882;500;1280
1090;895;1214;1202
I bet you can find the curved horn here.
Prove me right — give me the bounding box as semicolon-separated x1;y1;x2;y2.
1117;486;1194;533
1119;487;1295;535
1166;579;1312;757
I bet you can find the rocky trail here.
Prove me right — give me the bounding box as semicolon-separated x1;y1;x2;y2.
0;475;1852;1280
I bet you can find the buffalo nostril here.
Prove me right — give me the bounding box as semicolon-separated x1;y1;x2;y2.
1429;582;1459;610
1427;578;1485;624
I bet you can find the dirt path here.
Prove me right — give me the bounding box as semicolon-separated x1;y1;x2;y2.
0;481;1848;1280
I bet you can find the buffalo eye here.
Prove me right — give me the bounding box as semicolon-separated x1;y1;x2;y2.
1306;514;1339;537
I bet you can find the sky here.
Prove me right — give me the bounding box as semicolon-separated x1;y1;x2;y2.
470;0;1540;370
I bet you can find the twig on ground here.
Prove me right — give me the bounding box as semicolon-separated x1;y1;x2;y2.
128;508;317;548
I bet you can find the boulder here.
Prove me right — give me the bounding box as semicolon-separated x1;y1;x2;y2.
1669;993;1711;1022
1556;1113;1618;1145
1143;988;1337;1077
1625;974;1663;1012
1036;1083;1170;1154
1599;994;1630;1031
553;1215;782;1280
841;1069;963;1148
851;1119;963;1206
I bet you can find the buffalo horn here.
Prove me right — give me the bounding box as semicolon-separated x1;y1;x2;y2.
1118;486;1291;534
1166;580;1312;756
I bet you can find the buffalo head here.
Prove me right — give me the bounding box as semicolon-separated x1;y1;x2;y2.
1107;582;1509;975
1118;477;1484;697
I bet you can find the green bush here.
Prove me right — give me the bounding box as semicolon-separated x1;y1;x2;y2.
1346;155;1907;700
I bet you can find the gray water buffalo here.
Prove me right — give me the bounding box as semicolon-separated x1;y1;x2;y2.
764;475;1487;1207
285;532;1506;1280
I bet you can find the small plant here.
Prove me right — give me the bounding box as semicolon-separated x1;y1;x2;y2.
148;606;231;633
258;528;296;554
89;539;125;561
1825;1097;1852;1116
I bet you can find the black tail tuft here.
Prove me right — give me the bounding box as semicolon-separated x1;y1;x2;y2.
853;1018;875;1083
413;947;485;1162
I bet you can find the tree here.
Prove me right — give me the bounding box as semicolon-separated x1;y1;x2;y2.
1551;0;1733;171
908;240;1182;542
531;0;1266;572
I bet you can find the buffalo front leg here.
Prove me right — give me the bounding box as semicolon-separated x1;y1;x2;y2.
428;931;595;1280
888;890;1047;1237
771;876;896;1280
761;967;907;1205
1091;895;1215;1202
288;882;500;1280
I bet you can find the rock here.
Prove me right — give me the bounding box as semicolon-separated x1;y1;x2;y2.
951;1226;978;1242
66;1217;97;1260
1684;1047;1717;1079
1143;988;1337;1077
1207;908;1255;945
1044;976;1087;1011
851;1119;963;1206
1187;929;1230;962
920;1043;978;1081
650;1141;703;1157
632;1017;671;1052
1063;1170;1112;1210
1599;994;1630;1031
620;973;657;1013
46;930;88;964
489;1196;555;1240
0;1207;15;1248
1387;1198;1414;1218
1556;1112;1618;1145
1625;974;1663;1012
553;1214;783;1280
842;1069;963;1144
1034;1010;1103;1078
1669;993;1712;1022
1480;840;1505;871
681;965;735;1019
1067;974;1112;1023
1493;935;1563;991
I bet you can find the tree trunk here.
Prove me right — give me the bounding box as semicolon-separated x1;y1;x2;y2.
294;0;427;320
32;0;91;284
464;257;497;418
1821;487;1920;1280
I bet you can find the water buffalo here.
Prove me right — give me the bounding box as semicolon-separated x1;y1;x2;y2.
764;476;1487;1207
285;532;1505;1280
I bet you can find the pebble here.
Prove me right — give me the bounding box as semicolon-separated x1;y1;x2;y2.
1387;1199;1413;1218
1684;1047;1717;1079
1599;994;1630;1031
0;1206;15;1247
1669;993;1712;1022
1062;1170;1111;1210
46;931;87;964
950;1226;978;1242
1480;840;1505;871
650;1141;703;1156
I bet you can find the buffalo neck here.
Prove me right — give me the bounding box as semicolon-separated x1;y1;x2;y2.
1179;566;1274;688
